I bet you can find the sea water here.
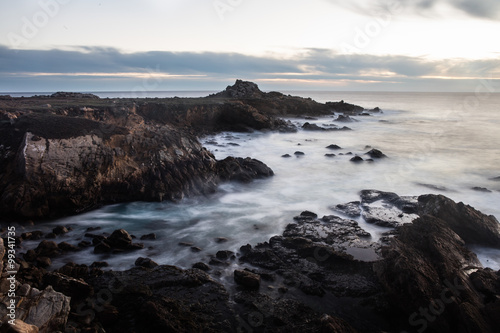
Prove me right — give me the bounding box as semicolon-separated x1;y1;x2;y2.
14;92;500;270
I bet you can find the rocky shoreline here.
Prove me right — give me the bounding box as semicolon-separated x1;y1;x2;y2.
1;191;500;332
1;81;500;332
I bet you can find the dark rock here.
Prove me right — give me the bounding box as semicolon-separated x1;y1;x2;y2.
178;242;193;247
44;233;56;239
215;237;228;243
51;91;100;99
472;187;492;193
326;100;364;114
58;241;79;252
490;176;500;181
350;156;364;163
35;240;60;257
365;148;387;159
140;233;157;240
334;115;357;122
374;215;495;332
107;229;133;248
418;194;500;248
35;256;51;268
52;226;69;235
135;257;159;269
326;144;342;150
331;201;362;218
217;157;274;183
234;269;261;289
78;240;91;248
240;244;252;254
43;272;93;301
209;258;226;266
281;154;292;158
192;262;210;271
325;153;336;157
190;246;202;252
360;190;419;228
86;226;101;232
302;122;325;131
94;241;112;254
216;250;235;260
294;151;305;156
90;261;109;268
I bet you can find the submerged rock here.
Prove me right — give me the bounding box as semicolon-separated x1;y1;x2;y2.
365;148;387;159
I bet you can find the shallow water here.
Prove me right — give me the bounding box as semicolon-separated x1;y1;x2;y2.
10;92;500;271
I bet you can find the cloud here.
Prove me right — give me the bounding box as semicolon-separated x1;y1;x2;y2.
325;0;500;20
0;45;499;92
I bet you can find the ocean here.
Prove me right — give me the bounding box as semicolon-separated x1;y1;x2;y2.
13;91;500;271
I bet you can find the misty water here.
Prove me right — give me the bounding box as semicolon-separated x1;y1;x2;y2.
17;91;500;271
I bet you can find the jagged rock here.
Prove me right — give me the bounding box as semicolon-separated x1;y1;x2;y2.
374;215;496;332
334;115;357;122
216;157;274;183
107;229;132;249
216;250;235;260
0;319;39;333
43;272;93;301
234;270;260;289
418;194;500;248
326;100;364;114
330;201;362;218
360;190;419;227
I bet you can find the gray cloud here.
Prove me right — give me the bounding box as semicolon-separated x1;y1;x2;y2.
0;45;498;92
326;0;500;19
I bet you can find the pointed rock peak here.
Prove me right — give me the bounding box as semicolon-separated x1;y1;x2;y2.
212;79;264;98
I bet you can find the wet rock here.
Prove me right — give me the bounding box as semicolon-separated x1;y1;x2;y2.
234;269;261;289
365;148;387;159
86;265;235;332
360;190;419;228
217;157;274;183
350;156;364;163
216;250;235;260
190;246;202;252
140;233;156;240
43;272;93;302
35;257;51;268
294;151;305;156
325;100;364;114
418;194;500;248
35;240;60;257
325;153;336;157
472;186;492;193
178;242;193;247
86;226;101;232
302;122;326;131
374;215;495;332
55;262;90;279
52;226;69;235
44;233;56;239
57;242;79;252
326;144;342;150
90;261;109;268
239;244;252;254
334;115;357;122
77;240;91;248
281;154;291;158
192;262;210;271
330;201;362;218
135;257;159;269
107;229;132;248
215;237;228;243
93;241;112;254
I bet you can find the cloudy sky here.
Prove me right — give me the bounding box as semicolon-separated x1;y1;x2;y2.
0;0;499;92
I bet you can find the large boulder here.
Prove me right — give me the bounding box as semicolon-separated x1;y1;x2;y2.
217;157;274;183
418;194;500;248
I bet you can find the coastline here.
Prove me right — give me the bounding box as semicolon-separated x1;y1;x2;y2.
1;81;500;332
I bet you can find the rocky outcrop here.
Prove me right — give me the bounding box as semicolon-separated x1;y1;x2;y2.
216;157;274;183
50;92;100;99
418;194;500;248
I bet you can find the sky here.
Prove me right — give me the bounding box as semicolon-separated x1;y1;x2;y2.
0;0;499;92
